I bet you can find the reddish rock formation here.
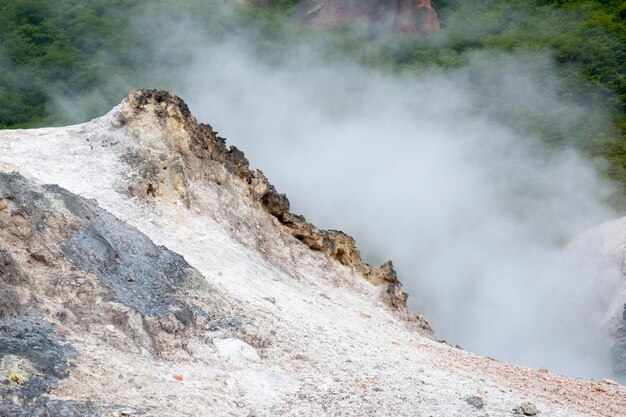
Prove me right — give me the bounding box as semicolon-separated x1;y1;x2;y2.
294;0;380;28
394;0;440;34
292;0;440;35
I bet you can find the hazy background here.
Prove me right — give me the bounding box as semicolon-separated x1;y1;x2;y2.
4;0;625;379
173;36;622;378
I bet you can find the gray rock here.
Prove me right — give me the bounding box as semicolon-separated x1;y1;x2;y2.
0;172;241;415
465;395;484;409
515;401;538;416
0;310;104;416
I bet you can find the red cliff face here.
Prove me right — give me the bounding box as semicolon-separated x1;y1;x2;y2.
293;0;440;35
394;0;440;34
294;0;380;28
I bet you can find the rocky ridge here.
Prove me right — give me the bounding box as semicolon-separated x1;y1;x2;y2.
119;90;429;329
0;90;625;416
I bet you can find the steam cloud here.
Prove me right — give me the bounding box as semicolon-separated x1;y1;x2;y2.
60;2;626;378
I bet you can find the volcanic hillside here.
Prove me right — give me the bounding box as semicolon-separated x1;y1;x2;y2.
0;90;625;416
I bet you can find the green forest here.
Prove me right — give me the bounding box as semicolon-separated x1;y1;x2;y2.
0;0;625;193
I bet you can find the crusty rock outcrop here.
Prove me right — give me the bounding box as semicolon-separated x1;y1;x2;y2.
118;89;430;331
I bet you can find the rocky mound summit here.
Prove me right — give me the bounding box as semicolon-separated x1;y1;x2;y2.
0;90;625;416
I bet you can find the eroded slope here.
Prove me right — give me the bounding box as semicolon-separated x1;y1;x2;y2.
0;90;625;416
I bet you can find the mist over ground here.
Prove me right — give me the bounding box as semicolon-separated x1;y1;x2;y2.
178;46;621;378
50;2;626;379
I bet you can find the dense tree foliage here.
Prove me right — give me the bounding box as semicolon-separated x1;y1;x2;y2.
0;0;625;195
0;0;145;126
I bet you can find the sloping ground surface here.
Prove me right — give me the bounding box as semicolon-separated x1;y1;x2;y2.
0;90;625;416
0;173;234;416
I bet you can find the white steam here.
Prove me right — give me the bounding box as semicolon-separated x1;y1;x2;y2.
172;38;624;378
71;2;626;379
